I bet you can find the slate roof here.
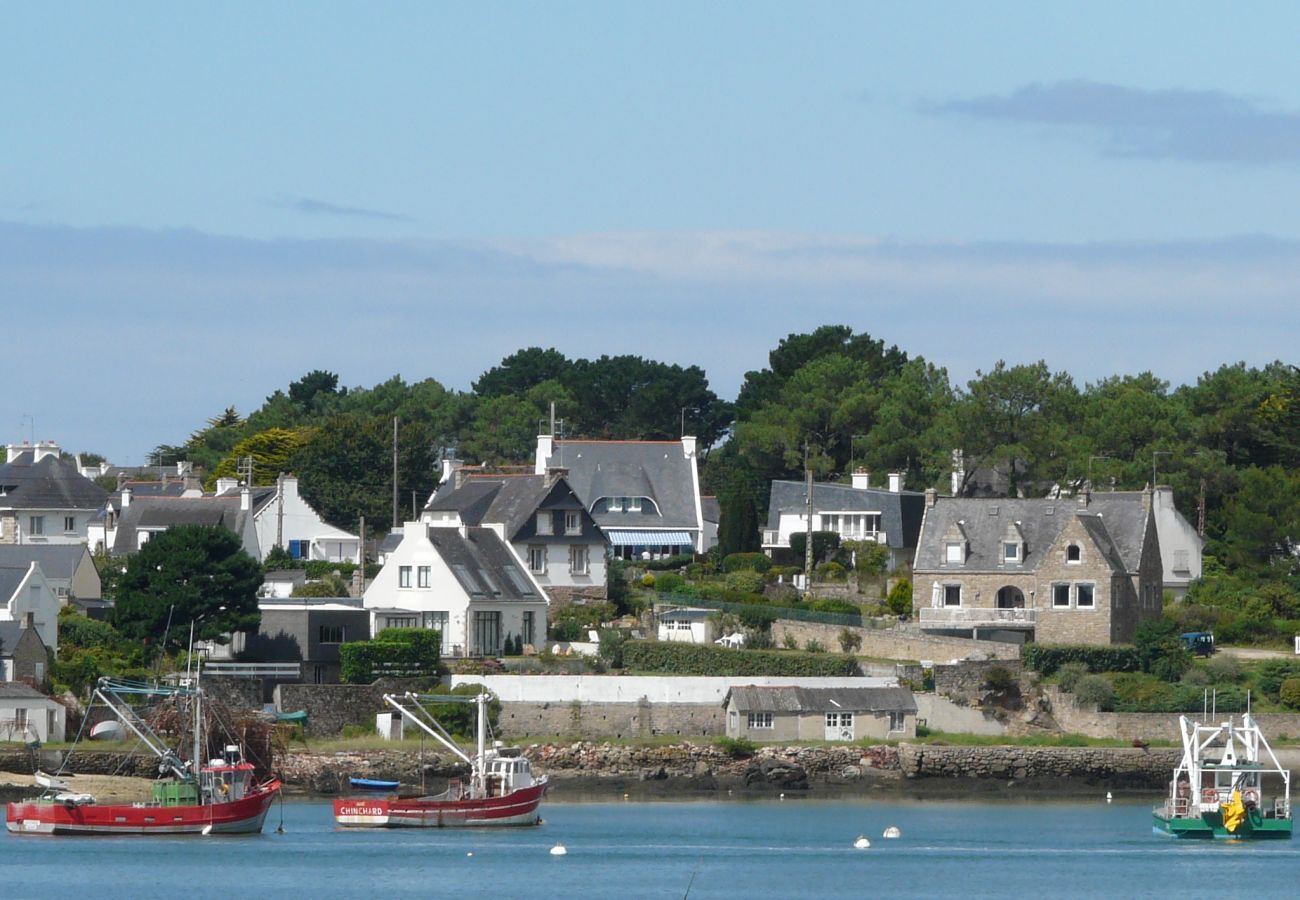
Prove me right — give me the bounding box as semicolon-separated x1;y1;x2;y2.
0;453;108;510
0;566;30;602
109;496;254;555
0;681;48;699
0;545;88;581
701;496;720;525
542;440;700;531
765;480;927;550
913;495;1151;573
0;621;44;654
427;475;600;543
725;685;918;715
425;526;540;601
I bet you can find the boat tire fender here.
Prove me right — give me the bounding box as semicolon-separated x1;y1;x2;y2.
1243;789;1259;807
1202;788;1218;805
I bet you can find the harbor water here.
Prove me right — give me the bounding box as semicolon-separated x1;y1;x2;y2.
4;797;1300;898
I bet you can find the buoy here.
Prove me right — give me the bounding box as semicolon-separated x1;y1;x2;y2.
882;826;901;839
1106;792;1113;803
201;825;213;836
466;852;474;858
623;793;630;800
779;793;785;800
853;835;871;849
550;843;568;856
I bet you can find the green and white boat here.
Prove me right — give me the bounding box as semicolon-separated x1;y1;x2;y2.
1153;711;1292;840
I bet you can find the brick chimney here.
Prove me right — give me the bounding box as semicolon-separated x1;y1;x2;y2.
546;466;569;488
924;488;938;509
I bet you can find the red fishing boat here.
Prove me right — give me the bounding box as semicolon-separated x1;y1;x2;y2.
334;691;546;828
6;674;280;836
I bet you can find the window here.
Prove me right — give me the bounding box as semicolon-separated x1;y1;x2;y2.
943;584;962;607
825;712;853;729
1076;583;1095;608
1067;544;1082;564
63;516;76;533
628;497;642;512
747;712;773;729
34;662;44;682
1003;542;1021;563
944;542;964;565
319;625;344;644
28;516;44;536
1173;549;1190;573
1053;584;1071;608
398;566;412;588
522;611;535;647
417;565;431;588
569;545;589;575
528;545;546;574
13;708;27;729
536;512;553;535
472;611;502;656
607;497;623;513
565;511;581;534
384;615;418;629
888;712;906;732
289;540;307;560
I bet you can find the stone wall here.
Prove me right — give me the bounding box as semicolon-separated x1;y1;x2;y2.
915;694;1007;737
202;676;265;712
498;701;724;740
1045;687;1300;743
771;620;1020;662
274;679;429;737
933;658;1024;702
897;743;1178;786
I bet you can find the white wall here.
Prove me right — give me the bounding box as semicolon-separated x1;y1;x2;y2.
12;507;96;545
448;674;898;704
0;563;59;653
253;476;360;563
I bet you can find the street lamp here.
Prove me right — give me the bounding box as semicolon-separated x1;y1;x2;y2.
680;407;700;438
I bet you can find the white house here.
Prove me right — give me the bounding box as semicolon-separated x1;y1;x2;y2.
101;489;261;560
655;607;718;644
0;683;66;743
425;471;608;604
215;474;360;564
0;562;60;654
364;521;549;657
0;441;109;546
534;434;708;559
0;544;101;604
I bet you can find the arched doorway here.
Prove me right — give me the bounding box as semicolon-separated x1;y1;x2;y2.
996;586;1025;609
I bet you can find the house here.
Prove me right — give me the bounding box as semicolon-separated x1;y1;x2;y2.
0;441;109;545
1077;487;1202;600
364;521;549;657
425;471;608;604
723;685;918;742
259;569;307;599
911;487;1164;645
655;606;718;644
763;470;926;571
213;474;360;564
0;616;50;683
0;564;60;653
0;544;101;605
102;489;261;559
0;682;65;743
534;433;708;559
236;597;371;685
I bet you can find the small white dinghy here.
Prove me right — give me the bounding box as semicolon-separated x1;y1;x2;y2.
89;720;125;741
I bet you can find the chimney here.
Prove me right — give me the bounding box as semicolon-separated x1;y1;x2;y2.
681;435;697;459
546;466;569;488
439;457;463;485
216;477;239;495
6;442;30;464
33;441;60;463
950;449;965;496
240;486;252;511
851;469;870;491
924;487;938;509
534;434;554;474
1078;488;1090;509
888;472;904;493
1142;483;1153;515
23;611;34;630
121;486;132;508
117;471;128;490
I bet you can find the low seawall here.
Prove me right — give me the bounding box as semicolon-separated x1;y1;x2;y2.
897;745;1179;787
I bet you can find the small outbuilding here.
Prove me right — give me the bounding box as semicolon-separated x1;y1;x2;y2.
723;685;918;742
0;682;66;743
656;607;717;645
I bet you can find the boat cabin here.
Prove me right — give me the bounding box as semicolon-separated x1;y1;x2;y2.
199;745;255;803
485;747;536;796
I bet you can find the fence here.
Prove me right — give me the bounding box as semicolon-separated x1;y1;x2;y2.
653;592;885;629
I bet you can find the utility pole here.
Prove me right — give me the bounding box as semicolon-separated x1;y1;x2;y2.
392;416;399;531
276;472;284;550
1198;477;1207;537
804;443;814;590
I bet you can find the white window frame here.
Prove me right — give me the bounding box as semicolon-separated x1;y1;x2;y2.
528;545;546;574
888;711;906;732
1075;582;1095;609
1052;583;1071;608
747;712;773;729
564;511;581;535
569;545;589;575
63;515;76;533
628;497;642;512
417;565;431;588
28;515;44;536
944;542;964;565
398;566;412;589
825;712;853;729
536;512;553;535
1003;541;1021;563
943;584;962;607
1066;543;1082;564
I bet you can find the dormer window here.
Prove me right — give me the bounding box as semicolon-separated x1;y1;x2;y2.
536;512;553;535
1001;522;1025;565
1002;542;1021;563
1067;544;1082;564
944;542;965;565
564;511;581;535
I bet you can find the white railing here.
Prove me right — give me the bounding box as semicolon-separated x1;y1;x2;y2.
200;662;302;678
919;608;1037;627
762;530;887;547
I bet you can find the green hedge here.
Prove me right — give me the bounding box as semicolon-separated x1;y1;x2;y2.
1022;644;1141;676
340;628;441;683
643;554;695;571
721;553;771;573
622;640;859;677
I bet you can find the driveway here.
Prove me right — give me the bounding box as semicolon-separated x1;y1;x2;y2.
1218;646;1295;661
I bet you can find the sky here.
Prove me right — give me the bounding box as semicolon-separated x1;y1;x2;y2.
4;2;1300;462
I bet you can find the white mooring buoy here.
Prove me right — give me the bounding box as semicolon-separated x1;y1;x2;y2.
550;843;568;856
882;826;901;839
1106;792;1113;803
853;835;871;849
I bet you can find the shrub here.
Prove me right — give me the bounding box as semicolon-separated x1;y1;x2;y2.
724;571;765;594
644;554;695;571
717;736;758;758
1279;681;1300;712
1256;660;1300;700
1135;619;1192;682
808;598;863;618
736;606;778;632
782;633;799;650
596;628;627;669
339;628;441;683
789;531;841;564
722;553;771;574
1021;644;1141;676
983;665;1016;692
641;573;656;588
621;641;858;677
1074;675;1115;710
1203;654;1243;683
654;573;686;593
804;639;825;653
886;578;913;617
1180;667;1212;687
842;540;890;577
816;561;847;582
838;628;863;654
1056;662;1089;693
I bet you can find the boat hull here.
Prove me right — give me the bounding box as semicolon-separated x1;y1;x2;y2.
5;781;281;836
334;780;546;828
1152;809;1293;840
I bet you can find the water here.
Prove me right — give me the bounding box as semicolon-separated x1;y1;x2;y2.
3;797;1299;899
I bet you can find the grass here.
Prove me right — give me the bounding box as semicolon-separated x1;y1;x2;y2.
907;729;1173;748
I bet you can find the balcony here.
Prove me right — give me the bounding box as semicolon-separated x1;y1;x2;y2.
919;608;1037;631
762;529;887;548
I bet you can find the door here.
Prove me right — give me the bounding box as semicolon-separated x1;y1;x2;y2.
996;586;1025;609
824;712;854;741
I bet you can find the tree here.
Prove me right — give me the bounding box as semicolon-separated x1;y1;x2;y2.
473;347;571;397
112;525;262;653
288;369;341;407
1217;466;1300;573
206;426;317;489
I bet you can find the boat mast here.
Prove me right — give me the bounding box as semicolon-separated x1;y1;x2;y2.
192;660;203;785
475;692;488;798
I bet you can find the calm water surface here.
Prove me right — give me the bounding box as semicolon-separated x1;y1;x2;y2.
3;797;1299;899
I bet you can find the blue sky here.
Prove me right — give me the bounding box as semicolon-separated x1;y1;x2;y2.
4;3;1299;462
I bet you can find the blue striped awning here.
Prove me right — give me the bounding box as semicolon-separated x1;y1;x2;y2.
606;530;694;547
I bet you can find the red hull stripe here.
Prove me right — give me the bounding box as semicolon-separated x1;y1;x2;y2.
334;781;546;828
5;781;281;836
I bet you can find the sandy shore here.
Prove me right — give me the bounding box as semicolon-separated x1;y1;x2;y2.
0;771;154;804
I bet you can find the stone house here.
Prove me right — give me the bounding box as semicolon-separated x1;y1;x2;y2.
762;470;925;571
912;488;1164;645
0;563;60;654
0;616;49;683
723;685;918;742
425;471;607;604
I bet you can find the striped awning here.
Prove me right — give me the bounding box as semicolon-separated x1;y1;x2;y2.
607;530;695;547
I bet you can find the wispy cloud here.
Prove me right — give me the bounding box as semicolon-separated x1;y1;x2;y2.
269;194;415;222
924;80;1300;164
